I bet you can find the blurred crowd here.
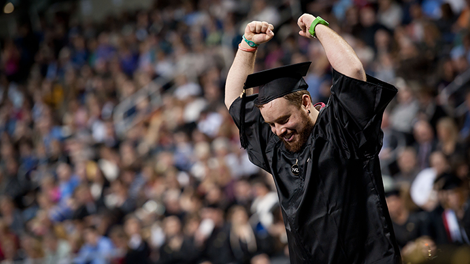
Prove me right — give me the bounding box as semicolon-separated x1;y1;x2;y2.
0;0;469;263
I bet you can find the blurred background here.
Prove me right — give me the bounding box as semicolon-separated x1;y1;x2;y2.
0;0;468;263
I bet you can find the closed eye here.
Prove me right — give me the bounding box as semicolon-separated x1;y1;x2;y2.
279;117;289;124
266;115;290;127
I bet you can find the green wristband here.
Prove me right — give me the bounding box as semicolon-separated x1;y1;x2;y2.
308;16;329;38
243;35;259;48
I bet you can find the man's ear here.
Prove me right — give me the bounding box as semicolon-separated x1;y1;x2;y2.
301;94;311;109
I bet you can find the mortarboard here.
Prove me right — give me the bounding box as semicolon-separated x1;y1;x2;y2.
239;62;312;148
434;172;463;190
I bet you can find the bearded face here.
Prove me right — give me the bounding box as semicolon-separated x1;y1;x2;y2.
279;109;314;152
260;97;315;153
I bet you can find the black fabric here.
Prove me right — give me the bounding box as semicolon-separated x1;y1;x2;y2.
254;78;308;105
229;225;275;264
240;91;248;149
157;237;200;264
244;62;311;90
124;240;151;264
434;173;463;190
200;224;237;264
229;69;401;263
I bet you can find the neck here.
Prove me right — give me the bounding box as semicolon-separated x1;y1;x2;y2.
309;105;320;125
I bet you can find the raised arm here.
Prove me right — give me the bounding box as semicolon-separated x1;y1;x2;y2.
297;14;366;82
224;21;274;109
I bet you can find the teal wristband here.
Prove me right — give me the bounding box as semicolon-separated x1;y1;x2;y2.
308;16;329;38
243;35;259;48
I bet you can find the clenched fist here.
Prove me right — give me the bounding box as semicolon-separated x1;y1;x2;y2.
244;21;274;45
297;13;316;39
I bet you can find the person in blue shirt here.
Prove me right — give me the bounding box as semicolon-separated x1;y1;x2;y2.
74;226;115;264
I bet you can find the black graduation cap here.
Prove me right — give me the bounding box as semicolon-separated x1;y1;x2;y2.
239;62;312;148
246;62;312;104
434;172;463;190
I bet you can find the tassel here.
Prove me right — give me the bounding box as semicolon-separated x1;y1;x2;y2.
239;88;248;149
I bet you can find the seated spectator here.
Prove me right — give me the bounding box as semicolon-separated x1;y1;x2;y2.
233;179;254;213
385;186;426;248
416;88;448;134
394;147;420;187
212;137;259;179
108;226;127;263
457;90;470;142
377;0;403;30
20;234;45;263
37;191;71;223
197;207;234;264
0;158;25;205
411;151;450;211
425;173;470;245
86;162;109;208
74;226;115;264
29;210;53;237
250;180;278;230
413;120;437;170
228;205;274;263
57;163;80;204
266;206;289;261
124;216;151;264
104;179;136;221
0;196;24;236
43;231;71;264
72;184;99;221
40;175;60;203
436;117;468;162
0;220;20;262
157;215;198;264
380;109;406;166
0;236;21;263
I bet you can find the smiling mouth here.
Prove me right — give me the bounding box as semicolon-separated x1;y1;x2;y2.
284;134;294;142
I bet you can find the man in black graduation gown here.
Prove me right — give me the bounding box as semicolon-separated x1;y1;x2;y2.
224;14;401;263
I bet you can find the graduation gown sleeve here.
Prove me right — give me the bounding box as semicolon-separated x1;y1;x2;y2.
329;69;398;156
229;94;275;173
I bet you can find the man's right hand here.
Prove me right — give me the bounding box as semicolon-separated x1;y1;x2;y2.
244;21;274;46
225;21;274;109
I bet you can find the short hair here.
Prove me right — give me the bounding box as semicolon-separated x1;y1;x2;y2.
84;225;98;233
250;178;271;192
256;90;312;109
437;117;458;143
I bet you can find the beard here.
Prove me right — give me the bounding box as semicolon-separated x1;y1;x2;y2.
280;112;315;153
